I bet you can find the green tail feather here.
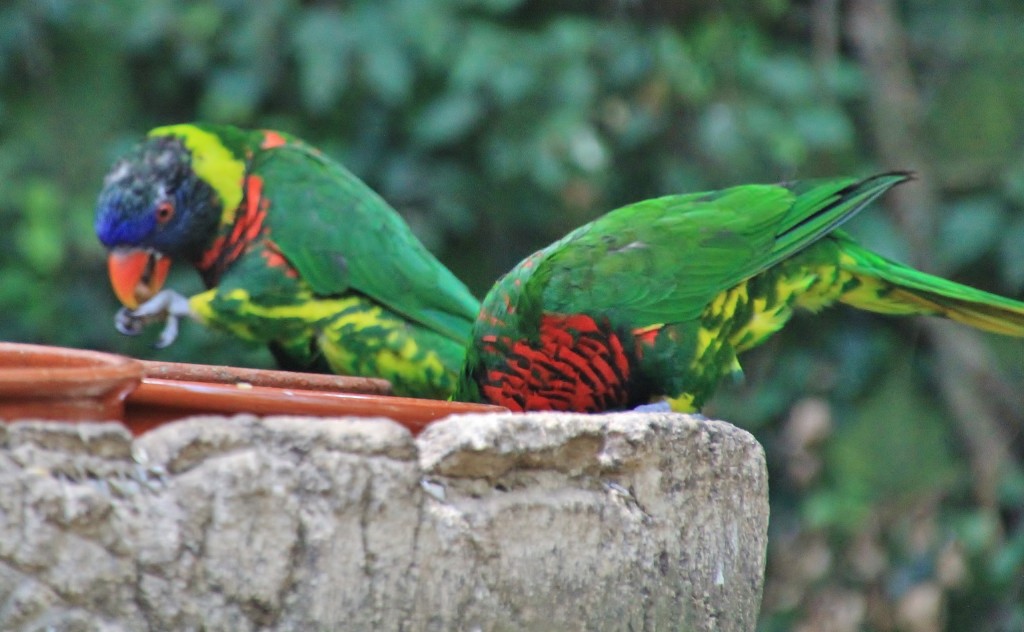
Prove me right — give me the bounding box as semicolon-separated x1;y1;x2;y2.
837;237;1024;336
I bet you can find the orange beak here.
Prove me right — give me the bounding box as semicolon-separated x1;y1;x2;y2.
107;248;172;309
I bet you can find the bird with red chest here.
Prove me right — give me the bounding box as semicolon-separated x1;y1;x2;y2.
455;173;1024;413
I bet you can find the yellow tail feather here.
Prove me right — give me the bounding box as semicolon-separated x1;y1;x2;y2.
835;246;1024;337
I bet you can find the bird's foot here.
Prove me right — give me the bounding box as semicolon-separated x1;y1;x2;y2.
114;289;193;348
631;400;709;420
632;401;673;413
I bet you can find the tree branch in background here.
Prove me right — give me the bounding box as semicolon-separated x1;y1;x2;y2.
846;0;1019;512
845;0;934;266
811;0;840;69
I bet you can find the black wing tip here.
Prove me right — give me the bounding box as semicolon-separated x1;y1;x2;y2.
866;169;916;185
777;170;916;190
798;170;916;201
778;169;915;243
842;170;915;195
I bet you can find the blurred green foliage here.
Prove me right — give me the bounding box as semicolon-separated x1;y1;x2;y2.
1;0;1023;628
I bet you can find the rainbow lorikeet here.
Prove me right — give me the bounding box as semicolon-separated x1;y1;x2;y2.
454;173;1024;412
95;123;478;399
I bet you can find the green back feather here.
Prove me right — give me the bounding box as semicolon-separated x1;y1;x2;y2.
248;137;479;343
529;172;912;329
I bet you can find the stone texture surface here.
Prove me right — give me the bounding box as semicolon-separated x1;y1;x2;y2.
0;412;768;631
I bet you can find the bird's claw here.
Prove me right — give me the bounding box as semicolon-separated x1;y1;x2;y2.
112;289;193;348
632;401;673;413
153;315;180;349
115;307;147;336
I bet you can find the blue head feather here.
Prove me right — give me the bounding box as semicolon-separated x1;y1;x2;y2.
94;135;222;260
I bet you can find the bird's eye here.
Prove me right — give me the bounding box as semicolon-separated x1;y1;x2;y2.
155;200;175;224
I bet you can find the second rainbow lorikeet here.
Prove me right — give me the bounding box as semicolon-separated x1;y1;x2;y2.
95;123;478;399
454;173;1024;412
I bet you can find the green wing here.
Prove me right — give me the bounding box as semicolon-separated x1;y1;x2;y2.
536;173;910;326
253;143;479;343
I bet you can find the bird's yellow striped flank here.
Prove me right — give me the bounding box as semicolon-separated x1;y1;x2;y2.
190;287;453;398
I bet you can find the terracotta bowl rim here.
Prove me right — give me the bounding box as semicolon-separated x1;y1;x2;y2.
0;342;143;385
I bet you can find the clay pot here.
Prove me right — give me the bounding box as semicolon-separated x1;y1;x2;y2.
0;346;507;436
0;342;143;422
125;375;506;435
138;359;392;395
126;359;507;435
